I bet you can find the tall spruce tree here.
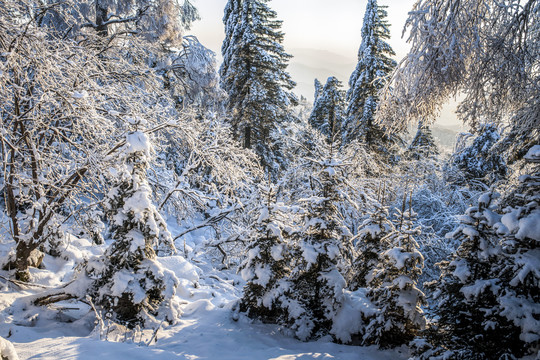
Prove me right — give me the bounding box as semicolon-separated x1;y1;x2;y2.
308;77;346;142
343;0;397;154
220;0;297;170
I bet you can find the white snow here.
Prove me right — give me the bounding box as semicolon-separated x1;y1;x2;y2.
71;90;88;99
515;209;540;241
125;131;152;154
0;336;19;360
0;244;408;360
524;145;540;160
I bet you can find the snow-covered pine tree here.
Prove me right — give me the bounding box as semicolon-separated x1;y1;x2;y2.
351;194;394;290
283;133;353;341
88;126;179;328
364;197;426;347
239;183;292;323
404;121;439;161
426;191;523;359
449;123;507;187
494;145;540;358
308;76;346;142
343;0;397;154
313;78;323;103
220;0;297;170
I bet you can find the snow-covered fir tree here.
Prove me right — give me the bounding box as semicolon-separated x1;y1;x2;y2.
343;0;397;156
351;196;394;290
449;123;507;187
426;191;525;359
308;77;346;142
220;0;297;170
364;200;426;347
282;133;353;341
88;127;180;328
239;183;292;323
313;78;323;103
495;145;540;357
404;121;439;161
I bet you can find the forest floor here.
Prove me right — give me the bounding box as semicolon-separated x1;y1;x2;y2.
0;223;410;360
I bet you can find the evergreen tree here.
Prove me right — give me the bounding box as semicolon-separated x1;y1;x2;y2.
308;76;346;142
449;123;507;187
313;78;323;103
405;121;439;161
496;146;540;357
239;183;292;323
283;134;353;341
88;128;179;328
343;0;397;153
351;198;394;290
364;200;426;347
427;191;528;359
220;0;297;170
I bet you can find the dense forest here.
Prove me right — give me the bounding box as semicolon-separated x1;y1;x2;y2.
0;0;538;359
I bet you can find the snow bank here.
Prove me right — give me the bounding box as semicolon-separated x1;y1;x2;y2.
0;336;19;360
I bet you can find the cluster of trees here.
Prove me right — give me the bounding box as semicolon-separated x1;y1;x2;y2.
0;0;538;359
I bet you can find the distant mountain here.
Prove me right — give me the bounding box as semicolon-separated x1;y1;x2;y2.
287;48;356;101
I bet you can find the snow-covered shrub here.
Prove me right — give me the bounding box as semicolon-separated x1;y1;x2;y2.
0;336;19;360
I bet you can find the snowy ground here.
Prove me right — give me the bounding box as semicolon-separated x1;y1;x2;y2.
0;227;410;360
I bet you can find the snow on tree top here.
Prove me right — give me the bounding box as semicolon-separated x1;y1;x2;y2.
126;131;152;154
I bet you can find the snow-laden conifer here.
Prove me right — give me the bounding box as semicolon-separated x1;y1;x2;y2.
343;0;397;152
239;183;292;323
404;121;439;161
449;123;507;187
283;133;353;341
308;77;346;142
88;126;180;328
351;198;394;290
364;199;426;347
220;0;297;170
427;191;518;358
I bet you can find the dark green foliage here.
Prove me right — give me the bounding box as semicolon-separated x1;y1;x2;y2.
405;121;439;161
343;0;398;157
308;77;346;142
449;124;507;187
220;0;297;170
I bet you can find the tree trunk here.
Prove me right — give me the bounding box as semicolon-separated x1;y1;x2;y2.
244;125;251;149
96;0;109;37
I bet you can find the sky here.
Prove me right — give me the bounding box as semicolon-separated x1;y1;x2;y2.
189;0;415;60
188;0;462;128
